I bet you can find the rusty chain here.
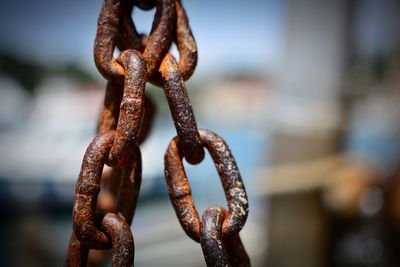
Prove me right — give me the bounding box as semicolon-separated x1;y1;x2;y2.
65;0;250;266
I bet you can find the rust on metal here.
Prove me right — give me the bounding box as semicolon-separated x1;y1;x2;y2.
222;229;251;267
66;0;250;265
160;53;204;165
65;233;89;267
66;212;135;267
117;0;147;52
72;131;115;248
199;129;249;237
115;0;197;85
70;139;141;263
94;0;125;82
174;0;197;81
164;135;200;241
200;207;250;267
164;128;249;241
108;50;146;167
200;207;230;266
143;0;176;78
101;213;135;267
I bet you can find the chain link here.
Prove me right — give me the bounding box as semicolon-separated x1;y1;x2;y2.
200;207;251;267
164;129;249;240
65;0;250;266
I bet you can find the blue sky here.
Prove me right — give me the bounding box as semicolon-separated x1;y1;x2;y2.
0;0;286;77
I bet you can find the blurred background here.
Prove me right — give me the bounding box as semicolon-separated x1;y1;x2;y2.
0;0;400;266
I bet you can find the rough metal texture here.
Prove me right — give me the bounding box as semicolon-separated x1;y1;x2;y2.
72;129;141;239
174;0;197;81
66;213;135;267
117;0;146;52
160;53;204;165
164;128;249;241
94;0;178;82
65;233;89;267
200;207;230;266
73;131;115;249
200;207;251;267
94;0;125;83
199;129;249;237
117;0;197;85
108;50;146;167
101;213;134;267
142;0;176;78
222;230;251;267
66;0;250;265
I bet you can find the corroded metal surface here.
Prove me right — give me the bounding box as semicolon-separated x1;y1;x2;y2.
142;0;176;78
174;0;197;81
117;0;146;52
200;207;250;267
66;213;135;267
164;129;249;241
101;213;135;267
160;53;204;165
108;50;146;167
94;0;125;82
200;207;230;266
72;132;115;248
65;233;89;267
65;0;250;266
200;129;249;237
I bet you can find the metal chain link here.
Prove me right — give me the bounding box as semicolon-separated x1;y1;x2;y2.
200;207;251;267
65;0;250;266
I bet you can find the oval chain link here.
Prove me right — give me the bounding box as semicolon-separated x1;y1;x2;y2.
164;129;249;241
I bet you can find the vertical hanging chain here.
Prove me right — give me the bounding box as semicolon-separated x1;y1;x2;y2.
65;0;250;266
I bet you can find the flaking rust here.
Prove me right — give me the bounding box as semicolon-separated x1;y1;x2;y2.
175;0;197;80
108;50;146;167
73;131;115;249
160;53;205;165
164;129;249;243
143;0;176;78
65;0;250;265
94;0;125;82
